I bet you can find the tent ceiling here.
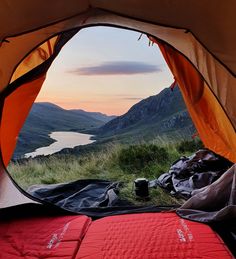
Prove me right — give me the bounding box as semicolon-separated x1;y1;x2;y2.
0;0;235;75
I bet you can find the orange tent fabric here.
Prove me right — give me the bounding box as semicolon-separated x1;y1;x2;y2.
155;40;236;162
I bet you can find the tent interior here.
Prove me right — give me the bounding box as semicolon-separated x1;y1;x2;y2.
0;1;235;258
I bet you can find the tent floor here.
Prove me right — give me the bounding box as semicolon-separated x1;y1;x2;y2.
0;212;233;259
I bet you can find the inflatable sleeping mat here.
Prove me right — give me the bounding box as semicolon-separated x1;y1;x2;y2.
0;212;233;259
0;215;91;259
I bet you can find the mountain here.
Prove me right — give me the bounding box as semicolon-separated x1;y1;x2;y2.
14;102;113;158
96;87;195;142
70;109;116;123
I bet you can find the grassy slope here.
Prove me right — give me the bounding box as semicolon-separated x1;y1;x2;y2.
9;140;203;206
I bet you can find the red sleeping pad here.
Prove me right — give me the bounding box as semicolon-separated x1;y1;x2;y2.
76;212;233;259
0;212;233;259
0;215;91;259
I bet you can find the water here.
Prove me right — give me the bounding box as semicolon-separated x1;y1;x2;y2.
24;131;95;158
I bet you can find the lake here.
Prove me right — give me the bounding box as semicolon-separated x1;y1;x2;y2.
24;131;95;158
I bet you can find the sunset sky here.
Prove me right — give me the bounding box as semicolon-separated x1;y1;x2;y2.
36;27;173;115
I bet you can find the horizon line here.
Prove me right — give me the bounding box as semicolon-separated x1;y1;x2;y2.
34;101;119;117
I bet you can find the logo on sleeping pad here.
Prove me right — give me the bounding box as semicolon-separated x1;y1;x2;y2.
176;219;194;242
47;222;70;249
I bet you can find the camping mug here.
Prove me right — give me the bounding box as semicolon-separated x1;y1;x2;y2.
134;178;149;198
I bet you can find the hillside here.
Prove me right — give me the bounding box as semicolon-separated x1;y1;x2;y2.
96;86;195;142
14;102;113;158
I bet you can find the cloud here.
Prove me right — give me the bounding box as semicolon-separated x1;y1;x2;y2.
110;94;144;101
68;61;161;76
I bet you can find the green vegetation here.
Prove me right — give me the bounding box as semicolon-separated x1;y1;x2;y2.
9;140;202;206
118;144;169;174
176;139;203;153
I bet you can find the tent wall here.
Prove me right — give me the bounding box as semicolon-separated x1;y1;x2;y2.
0;166;38;208
10;37;58;84
0;0;89;39
1;75;45;166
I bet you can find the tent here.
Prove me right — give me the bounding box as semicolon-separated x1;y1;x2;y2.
0;0;235;208
0;1;235;258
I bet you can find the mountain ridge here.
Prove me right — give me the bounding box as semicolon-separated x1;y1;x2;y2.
96;86;195;141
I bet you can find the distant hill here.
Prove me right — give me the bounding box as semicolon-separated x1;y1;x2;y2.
96;87;195;142
14;102;113;158
70;109;116;123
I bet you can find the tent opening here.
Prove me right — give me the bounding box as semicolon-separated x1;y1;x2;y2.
6;26;205;208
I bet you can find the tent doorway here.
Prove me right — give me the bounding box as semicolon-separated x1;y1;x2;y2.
7;26;198;208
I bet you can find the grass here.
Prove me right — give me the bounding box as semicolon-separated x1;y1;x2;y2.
8;139;202;206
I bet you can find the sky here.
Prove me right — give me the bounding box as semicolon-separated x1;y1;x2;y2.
36;27;173;115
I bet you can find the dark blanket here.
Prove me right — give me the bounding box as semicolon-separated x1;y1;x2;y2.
157;149;232;198
27;179;176;218
28;179;121;211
